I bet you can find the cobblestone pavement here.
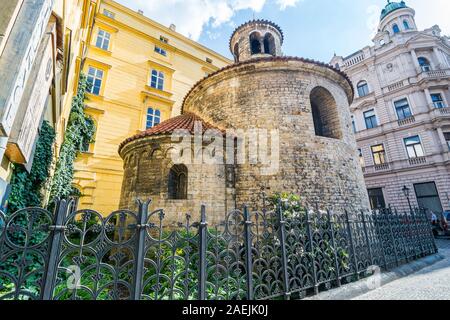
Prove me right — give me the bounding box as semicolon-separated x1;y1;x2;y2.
354;238;450;300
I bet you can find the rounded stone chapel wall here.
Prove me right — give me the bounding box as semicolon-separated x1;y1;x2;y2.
118;136;230;226
182;58;370;212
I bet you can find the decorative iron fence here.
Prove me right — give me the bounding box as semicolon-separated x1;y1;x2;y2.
0;199;437;300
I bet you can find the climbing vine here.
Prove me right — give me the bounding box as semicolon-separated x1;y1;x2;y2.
49;73;96;200
7;121;56;213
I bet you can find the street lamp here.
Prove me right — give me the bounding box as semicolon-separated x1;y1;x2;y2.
402;185;412;212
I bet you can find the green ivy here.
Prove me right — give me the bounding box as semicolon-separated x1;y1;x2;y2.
49;73;95;201
7;121;56;213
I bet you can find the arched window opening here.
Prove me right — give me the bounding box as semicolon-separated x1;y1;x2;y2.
168;164;188;200
393;24;400;34
357;81;370;97
418;57;431;72
233;43;239;62
403;20;410;30
263;33;276;56
310;87;342;140
249;32;262;55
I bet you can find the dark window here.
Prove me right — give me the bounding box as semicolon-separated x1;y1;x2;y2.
87;67;103;95
403;20;410;30
371;144;386;165
445;132;450;151
154;46;167;56
418;57;431;72
368;188;386;209
431;93;446;109
394;98;412;120
160;36;169;43
146;108;161;129
168;164;188;200
150;69;164;90
414;182;443;213
263;33;276;56
357;81;369;97
364;109;378;129
393;24;400;34
310;87;342;139
249;32;262;55
404;136;424;159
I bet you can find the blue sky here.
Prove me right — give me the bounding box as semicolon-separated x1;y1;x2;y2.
116;0;450;62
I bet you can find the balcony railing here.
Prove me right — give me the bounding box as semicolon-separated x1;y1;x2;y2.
418;68;450;82
398;116;416;127
374;163;390;171
344;51;365;67
408;156;427;166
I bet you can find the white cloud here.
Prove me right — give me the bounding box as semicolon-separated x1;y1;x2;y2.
276;0;301;10
120;0;301;41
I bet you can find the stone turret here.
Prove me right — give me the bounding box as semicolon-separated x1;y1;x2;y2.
229;20;284;62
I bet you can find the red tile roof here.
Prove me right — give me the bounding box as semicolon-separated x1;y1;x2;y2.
118;112;221;153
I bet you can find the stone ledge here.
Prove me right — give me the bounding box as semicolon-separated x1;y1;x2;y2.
305;253;445;300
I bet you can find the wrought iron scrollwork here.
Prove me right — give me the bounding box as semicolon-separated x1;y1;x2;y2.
0;200;439;300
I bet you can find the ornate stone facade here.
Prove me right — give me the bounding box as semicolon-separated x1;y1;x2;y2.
331;1;450;213
119;20;370;224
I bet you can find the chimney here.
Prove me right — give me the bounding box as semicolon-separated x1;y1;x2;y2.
137;9;144;15
169;24;176;32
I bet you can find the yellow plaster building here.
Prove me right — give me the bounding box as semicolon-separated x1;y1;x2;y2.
0;0;100;207
74;0;232;214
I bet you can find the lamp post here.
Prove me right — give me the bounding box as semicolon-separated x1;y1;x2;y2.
402;185;413;212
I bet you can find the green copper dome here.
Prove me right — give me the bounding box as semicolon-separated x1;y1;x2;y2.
380;1;409;21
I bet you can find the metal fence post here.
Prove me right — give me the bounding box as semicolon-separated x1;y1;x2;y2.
41;199;68;300
198;205;207;300
344;210;359;281
361;212;374;266
305;208;319;294
373;211;388;270
132;200;150;300
243;206;254;300
387;212;399;267
327;210;341;287
276;202;290;300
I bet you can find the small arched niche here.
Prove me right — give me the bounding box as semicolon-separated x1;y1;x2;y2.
168;164;188;200
310;87;342;140
249;32;262;55
263;33;276;56
233;43;240;62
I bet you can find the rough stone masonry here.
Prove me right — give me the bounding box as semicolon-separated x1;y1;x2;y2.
118;20;370;225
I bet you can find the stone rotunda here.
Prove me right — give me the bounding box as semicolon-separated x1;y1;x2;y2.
118;20;370;224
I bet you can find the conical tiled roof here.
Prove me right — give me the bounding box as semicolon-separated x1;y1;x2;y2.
119;113;221;152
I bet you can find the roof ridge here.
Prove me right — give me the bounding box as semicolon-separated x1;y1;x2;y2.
118;112;222;153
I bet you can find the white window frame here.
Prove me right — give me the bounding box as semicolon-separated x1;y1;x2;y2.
393;97;413;120
86;66;104;95
96;29;111;51
364;109;378;130
146;108;161;129
430;92;447;109
150;69;164;90
404;135;425;159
